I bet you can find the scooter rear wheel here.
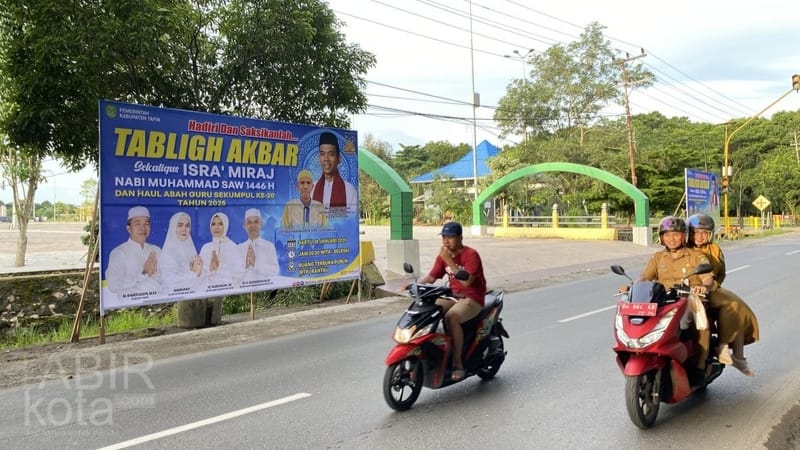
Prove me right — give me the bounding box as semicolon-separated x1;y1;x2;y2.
477;337;505;380
383;357;423;411
625;371;661;429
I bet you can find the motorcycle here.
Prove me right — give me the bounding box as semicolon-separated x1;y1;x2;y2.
382;263;509;411
611;263;724;429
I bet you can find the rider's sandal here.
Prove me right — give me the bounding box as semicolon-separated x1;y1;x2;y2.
731;355;754;377
451;369;466;381
717;344;733;365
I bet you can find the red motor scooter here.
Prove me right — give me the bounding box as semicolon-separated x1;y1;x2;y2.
611;263;724;429
382;264;509;411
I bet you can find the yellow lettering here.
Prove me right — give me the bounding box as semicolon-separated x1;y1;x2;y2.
257;141;272;164
128;130;147;157
226;139;242;163
243;140;258;163
188;135;205;161
165;133;182;160
206;137;223;161
225;140;298;166
147;131;166;158
270;142;284;165
114;128;133;156
285;143;298;166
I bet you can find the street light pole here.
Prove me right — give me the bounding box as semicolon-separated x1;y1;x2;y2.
505;48;534;82
721;74;800;237
504;49;534;143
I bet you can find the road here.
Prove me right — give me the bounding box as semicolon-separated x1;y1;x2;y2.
1;234;798;448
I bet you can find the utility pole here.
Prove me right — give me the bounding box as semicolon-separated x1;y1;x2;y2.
793;130;799;164
468;0;479;200
615;50;646;187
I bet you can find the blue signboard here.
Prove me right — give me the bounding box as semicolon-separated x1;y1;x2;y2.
99;101;360;312
685;168;721;225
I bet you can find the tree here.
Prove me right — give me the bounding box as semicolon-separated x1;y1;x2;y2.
424;174;473;225
0;140;42;265
393;141;471;182
214;0;374;127
494;23;652;142
0;0;375;267
359;134;393;224
80;179;98;207
758;148;800;216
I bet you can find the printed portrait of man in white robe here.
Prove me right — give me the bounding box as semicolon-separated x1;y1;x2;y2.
105;206;163;297
239;208;279;285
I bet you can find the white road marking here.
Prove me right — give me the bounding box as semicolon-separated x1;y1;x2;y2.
726;265;751;274
98;392;312;450
786;250;800;255
558;305;617;323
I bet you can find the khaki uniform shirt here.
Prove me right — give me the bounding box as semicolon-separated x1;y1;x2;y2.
640;246;710;288
695;242;725;289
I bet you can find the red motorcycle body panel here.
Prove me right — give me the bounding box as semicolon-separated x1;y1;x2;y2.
614;300;690;363
667;360;691;402
621;353;665;376
385;333;453;389
384;343;423;366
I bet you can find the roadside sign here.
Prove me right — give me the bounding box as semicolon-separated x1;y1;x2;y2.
752;195;771;211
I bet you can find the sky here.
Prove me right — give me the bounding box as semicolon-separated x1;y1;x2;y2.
3;0;799;206
326;0;800;149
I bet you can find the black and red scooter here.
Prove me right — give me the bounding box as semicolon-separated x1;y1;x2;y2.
382;263;509;411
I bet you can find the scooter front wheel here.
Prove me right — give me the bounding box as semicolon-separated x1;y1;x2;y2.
625;371;661;429
383;357;423;411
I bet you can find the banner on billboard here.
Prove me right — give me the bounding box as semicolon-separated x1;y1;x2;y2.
99;101;360;312
685;168;721;225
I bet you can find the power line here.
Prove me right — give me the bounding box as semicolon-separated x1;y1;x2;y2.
337;1;761;141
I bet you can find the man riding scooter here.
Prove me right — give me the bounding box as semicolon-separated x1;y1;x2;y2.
416;221;487;381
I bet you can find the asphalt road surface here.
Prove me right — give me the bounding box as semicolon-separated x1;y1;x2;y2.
1;233;799;449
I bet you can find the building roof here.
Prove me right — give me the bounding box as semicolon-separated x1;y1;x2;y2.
411;140;501;183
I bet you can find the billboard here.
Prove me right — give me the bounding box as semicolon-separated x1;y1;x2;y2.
685;168;721;225
98;101;360;312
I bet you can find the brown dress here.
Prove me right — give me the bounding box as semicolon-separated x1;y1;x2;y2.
696;243;760;346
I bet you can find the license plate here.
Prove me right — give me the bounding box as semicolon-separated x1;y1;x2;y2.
619;301;657;317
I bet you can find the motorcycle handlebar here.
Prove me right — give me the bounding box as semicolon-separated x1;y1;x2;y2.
674;287;706;298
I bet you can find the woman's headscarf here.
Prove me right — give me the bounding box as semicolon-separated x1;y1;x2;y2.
162;212;198;267
210;212;230;242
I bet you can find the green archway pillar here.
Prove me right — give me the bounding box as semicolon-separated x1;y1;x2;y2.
388;191;413;240
359;149;419;277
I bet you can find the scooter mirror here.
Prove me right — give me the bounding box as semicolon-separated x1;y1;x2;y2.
610;265;629;278
690;263;714;276
453;269;470;281
403;262;414;274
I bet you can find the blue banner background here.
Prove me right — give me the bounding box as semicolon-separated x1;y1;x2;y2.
99;101;360;312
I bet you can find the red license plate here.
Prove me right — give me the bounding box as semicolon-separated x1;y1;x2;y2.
619;302;657;317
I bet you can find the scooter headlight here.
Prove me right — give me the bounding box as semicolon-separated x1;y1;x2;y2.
393;323;435;344
615;309;676;349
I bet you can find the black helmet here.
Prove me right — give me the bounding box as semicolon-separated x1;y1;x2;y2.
658;215;686;237
687;213;715;245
